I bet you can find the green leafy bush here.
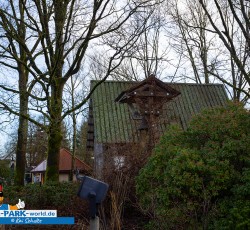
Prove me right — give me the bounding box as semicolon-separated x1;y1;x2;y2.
0;160;12;182
136;102;250;229
2;182;89;228
35;181;75;207
3;181;80;209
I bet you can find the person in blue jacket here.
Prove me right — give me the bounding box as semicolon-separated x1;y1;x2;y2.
0;183;25;210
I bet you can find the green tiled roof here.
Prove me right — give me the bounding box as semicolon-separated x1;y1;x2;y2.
87;80;228;147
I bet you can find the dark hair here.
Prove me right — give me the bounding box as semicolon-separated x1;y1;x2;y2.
0;192;3;197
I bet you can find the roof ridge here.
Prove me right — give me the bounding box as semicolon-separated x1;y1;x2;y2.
61;148;92;170
90;80;224;86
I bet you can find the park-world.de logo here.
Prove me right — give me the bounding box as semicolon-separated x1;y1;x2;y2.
0;184;74;225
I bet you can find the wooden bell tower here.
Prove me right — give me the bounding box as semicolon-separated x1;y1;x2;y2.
115;75;180;148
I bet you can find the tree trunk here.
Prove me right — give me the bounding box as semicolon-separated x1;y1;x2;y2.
15;116;28;185
15;70;28;186
45;80;64;182
14;0;29;186
46;120;62;182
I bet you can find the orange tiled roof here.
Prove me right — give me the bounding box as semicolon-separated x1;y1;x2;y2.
59;148;91;171
31;148;91;172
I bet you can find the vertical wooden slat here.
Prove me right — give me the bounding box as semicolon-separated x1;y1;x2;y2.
179;84;194;126
197;84;211;110
217;85;229;106
103;82;113;143
95;81;106;143
171;84;187;129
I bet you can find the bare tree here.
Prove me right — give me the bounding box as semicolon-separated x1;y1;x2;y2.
0;0;161;182
198;0;250;101
109;4;170;81
165;0;249;103
167;0;218;84
0;0;34;185
26;121;47;167
63;68;88;180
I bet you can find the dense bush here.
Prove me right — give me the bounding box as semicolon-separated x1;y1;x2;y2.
136;102;250;229
3;182;88;219
4;182;77;207
0;160;12;182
